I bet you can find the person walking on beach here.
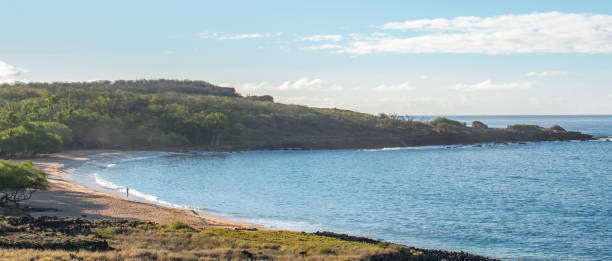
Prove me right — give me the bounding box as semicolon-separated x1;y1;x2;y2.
126;187;129;198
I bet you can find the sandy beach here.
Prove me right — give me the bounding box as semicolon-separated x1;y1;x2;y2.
26;150;263;231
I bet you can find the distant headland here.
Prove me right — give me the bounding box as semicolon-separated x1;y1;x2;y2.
0;79;592;157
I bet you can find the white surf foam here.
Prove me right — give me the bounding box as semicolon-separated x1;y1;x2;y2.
362;145;458;152
239;218;323;232
381;147;401;151
593;136;612;142
93;173;123;190
117;152;177;163
93;173;179;208
187;151;231;157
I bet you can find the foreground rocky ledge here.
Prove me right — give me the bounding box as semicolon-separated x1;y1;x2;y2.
0;215;498;261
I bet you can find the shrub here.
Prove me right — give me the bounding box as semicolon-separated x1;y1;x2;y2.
247;95;274;102
318;247;336;255
472;121;488;129
375;241;390;248
508;124;543;132
549;125;566;132
169;220;189;230
429;117;465;128
0;160;49;208
410;249;424;256
96;227;116;239
429;118;466;133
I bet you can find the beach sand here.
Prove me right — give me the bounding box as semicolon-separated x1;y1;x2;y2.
26;150;263;231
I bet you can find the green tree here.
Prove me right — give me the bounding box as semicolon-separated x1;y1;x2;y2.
204;112;227;146
0;160;49;208
45;95;60;121
31;122;73;147
0;123;63;157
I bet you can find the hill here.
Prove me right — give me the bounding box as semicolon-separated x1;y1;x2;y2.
0;80;592;156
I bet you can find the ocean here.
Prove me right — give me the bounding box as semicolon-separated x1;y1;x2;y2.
71;115;612;260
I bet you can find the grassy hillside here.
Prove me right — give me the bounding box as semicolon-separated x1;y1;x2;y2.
0;80;590;156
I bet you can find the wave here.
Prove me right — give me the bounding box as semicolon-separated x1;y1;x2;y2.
118;152;177;163
93;171;325;231
362;146;437;152
592;136;612;142
185;151;231;157
93;173;123;190
92;173;179;208
361;144;487;152
238;218;323;232
73;151;222;214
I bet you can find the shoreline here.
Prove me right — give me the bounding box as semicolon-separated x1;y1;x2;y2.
24;149;500;260
55;135;599;155
26;149;264;231
23;146;603;260
24;139;600;228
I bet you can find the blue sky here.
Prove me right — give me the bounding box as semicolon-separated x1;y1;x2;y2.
1;0;611;115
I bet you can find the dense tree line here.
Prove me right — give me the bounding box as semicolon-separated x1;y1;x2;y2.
2;79;541;156
0;80;441;156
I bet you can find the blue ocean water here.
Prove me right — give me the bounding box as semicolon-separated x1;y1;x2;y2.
73;116;612;260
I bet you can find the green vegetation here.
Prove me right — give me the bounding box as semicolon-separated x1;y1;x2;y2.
0;80;433;154
549;124;566;132
410;249;424;256
472;120;488;129
319;247;337;255
0;79;588;155
0;160;49;208
0;122;64;157
428;117;465;133
507;124;544;132
96;227;117;239
375;241;390;248
167;220;190;230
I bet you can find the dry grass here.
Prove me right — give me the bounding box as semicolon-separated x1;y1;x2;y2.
0;218;400;261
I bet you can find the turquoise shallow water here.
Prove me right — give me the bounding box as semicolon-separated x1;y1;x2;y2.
73;116;612;260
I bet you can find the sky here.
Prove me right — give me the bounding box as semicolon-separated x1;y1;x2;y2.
1;0;611;115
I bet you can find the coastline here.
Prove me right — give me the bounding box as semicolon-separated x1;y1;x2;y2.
21;149;503;261
26;149;264;231
22;146;605;260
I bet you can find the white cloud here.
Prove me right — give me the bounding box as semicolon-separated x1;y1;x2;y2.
525;71;568;77
220;34;264;40
223;77;344;93
298;34;343;42
278;78;324;90
451;80;532;91
0;61;26;83
282;96;333;105
328;84;345;91
196;32;282;40
302;44;342;50
373;81;414;92
342;12;612;54
229;82;268;91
